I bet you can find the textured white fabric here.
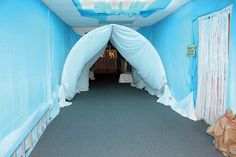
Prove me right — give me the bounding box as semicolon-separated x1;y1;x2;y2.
196;6;231;124
131;67;162;96
119;73;133;83
59;25;112;107
158;85;197;120
76;46;107;93
89;71;95;80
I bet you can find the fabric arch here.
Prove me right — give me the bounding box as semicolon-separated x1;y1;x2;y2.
59;24;196;121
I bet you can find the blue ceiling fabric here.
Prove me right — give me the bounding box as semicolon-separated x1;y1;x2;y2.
72;0;172;21
59;24;197;121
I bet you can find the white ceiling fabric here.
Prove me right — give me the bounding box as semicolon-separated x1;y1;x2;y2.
42;0;190;28
79;0;154;10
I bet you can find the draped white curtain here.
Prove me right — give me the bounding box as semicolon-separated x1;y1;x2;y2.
60;24;197;120
196;6;232;124
60;24;167;107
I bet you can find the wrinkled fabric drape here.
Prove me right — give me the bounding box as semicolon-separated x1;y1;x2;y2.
59;24;167;107
76;46;107;92
110;25;167;89
59;24;196;121
131;67;162;96
59;25;112;107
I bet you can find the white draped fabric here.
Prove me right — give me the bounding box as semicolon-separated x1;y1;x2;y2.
76;46;107;92
59;24;196;120
119;73;133;83
59;24;167;107
196;6;232;124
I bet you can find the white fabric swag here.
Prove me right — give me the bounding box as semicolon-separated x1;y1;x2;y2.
196;6;232;124
59;24;197;120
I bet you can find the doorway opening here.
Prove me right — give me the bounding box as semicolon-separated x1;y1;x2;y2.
90;41;133;84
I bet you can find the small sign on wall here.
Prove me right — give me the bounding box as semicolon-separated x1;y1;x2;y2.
186;44;196;57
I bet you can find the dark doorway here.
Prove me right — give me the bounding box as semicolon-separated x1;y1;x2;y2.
91;41;132;82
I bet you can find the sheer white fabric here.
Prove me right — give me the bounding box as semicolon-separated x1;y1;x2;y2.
196;6;232;124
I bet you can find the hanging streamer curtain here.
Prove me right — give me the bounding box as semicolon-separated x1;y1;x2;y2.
196;6;232;124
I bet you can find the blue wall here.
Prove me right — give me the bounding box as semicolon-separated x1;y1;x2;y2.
138;0;236;112
0;0;80;155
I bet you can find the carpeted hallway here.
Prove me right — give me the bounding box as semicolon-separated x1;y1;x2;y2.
30;74;223;157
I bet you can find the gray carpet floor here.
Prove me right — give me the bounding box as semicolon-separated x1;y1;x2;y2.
31;74;223;157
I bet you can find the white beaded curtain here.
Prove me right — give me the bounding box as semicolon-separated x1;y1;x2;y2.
196;6;232;124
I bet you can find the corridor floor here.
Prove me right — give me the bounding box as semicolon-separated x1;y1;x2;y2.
31;74;223;157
